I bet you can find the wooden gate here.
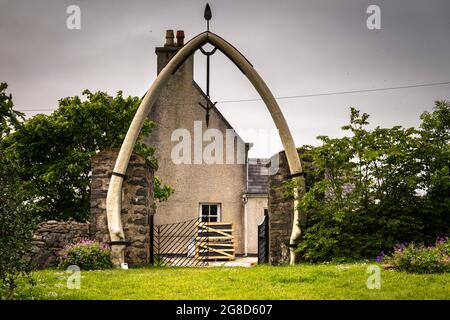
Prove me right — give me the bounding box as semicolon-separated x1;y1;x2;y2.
150;218;236;266
196;222;235;261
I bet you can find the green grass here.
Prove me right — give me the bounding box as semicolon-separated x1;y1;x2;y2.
16;263;450;300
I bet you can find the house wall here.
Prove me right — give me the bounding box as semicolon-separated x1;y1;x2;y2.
245;196;268;255
144;41;247;254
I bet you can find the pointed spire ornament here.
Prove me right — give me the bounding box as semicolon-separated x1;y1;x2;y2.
198;3;217;127
204;3;212;31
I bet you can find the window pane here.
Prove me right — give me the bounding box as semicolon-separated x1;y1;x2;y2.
200;204;220;223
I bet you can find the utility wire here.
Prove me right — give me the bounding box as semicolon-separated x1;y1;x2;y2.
15;80;450;112
219;81;450;104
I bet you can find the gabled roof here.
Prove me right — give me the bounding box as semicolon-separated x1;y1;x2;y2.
247;158;270;195
142;79;247;145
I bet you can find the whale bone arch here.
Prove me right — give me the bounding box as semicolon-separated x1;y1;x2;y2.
106;31;304;265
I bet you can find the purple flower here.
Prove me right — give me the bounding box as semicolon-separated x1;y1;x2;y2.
394;243;406;252
376;250;385;262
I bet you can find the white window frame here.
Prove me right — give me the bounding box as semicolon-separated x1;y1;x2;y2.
199;203;221;223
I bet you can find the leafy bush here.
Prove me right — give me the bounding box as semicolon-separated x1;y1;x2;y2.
380;237;450;273
57;239;112;270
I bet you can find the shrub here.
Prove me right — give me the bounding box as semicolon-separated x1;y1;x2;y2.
380;237;450;273
57;239;112;270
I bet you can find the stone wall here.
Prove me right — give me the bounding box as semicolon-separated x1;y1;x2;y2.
31;220;90;269
90;149;154;266
268;151;302;265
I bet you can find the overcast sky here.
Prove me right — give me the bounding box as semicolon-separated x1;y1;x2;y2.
1;0;449;157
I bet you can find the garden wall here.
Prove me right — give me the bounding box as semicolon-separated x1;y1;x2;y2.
31;220;90;269
31;149;155;268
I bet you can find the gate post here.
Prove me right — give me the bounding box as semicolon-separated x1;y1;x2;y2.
90;149;154;266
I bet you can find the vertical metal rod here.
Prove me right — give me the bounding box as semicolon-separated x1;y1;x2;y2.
157;225;161;266
206;221;209;266
265;212;269;263
149;214;154;266
206;54;210;97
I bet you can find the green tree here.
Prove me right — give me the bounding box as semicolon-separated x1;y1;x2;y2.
0;83;36;298
417;101;450;239
0;82;23;136
297;103;450;262
0;162;37;298
1;89;173;221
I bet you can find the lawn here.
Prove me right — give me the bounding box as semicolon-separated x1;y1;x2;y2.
18;263;450;300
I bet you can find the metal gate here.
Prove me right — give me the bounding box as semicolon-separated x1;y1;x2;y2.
257;212;269;264
150;217;209;266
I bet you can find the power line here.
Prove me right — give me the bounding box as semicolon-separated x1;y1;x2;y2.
218;81;450;104
15;80;450;112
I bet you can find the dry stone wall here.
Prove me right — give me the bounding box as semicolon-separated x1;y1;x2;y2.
31;149;154;268
31;220;90;269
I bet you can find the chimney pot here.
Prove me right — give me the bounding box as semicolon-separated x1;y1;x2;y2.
176;30;185;47
164;30;175;47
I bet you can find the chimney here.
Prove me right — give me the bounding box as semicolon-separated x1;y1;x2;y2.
155;30;193;76
176;30;185;47
164;30;175;47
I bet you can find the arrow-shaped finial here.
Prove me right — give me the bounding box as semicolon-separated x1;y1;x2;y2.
204;3;212;20
204;3;212;31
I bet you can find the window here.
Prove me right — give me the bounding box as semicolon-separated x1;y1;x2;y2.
199;203;221;222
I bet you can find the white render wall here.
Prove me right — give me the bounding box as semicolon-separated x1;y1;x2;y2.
245;196;268;254
144;46;248;254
